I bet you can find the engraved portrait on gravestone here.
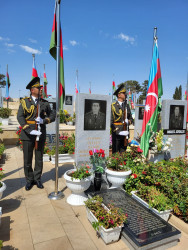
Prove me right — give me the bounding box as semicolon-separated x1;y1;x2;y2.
169;105;184;130
84;99;106;130
138;107;145;120
65;95;72;105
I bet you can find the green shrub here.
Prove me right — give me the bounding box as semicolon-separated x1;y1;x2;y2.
0;108;12;118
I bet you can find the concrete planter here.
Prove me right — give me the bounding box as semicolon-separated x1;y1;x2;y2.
64;169;93;206
1;118;9;125
131;191;172;221
86;207;122;244
105;168;132;189
43;154;50;162
51;153;75;164
0;181;6;200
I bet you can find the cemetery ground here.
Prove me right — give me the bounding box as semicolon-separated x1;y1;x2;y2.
0;146;187;250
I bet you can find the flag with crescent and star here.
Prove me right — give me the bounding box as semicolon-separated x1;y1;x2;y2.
140;41;163;157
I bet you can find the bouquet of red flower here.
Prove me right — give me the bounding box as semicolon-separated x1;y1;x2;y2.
89;149;106;173
16;126;23;150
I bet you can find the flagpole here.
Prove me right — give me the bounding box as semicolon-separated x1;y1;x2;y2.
48;0;64;200
7;65;8;108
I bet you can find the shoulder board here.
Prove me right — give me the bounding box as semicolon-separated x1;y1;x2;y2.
22;97;29;100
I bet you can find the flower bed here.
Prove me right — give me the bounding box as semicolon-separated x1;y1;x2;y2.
124;157;188;223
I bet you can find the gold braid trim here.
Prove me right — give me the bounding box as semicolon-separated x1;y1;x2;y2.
21;99;35;121
111;103;123;122
45;118;50;124
23;124;29;130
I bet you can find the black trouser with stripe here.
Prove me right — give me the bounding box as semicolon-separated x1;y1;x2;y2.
22;140;45;183
112;133;127;154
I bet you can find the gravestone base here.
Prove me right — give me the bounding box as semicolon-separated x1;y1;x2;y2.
87;188;181;250
122;231;180;250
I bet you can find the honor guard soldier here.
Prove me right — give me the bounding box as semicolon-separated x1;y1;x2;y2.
17;77;56;191
111;84;133;153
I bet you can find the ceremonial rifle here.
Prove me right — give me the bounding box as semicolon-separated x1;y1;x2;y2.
123;96;128;147
35;91;41;149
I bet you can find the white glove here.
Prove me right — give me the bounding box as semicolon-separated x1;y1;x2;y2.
35;117;44;124
119;131;129;136
124;119;129;124
30;130;42;136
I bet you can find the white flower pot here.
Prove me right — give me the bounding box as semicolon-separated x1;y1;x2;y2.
0;181;6;200
86;207;122;244
64;169;93;206
2;118;9;125
105;168;132;189
131;191;172;221
51;153;75;164
43;154;50;162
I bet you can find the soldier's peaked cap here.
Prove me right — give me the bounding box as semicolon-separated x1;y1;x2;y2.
26;77;43;90
113;84;126;96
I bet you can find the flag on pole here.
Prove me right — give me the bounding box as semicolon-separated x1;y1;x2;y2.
43;71;48;98
49;1;65;109
32;56;38;79
89;87;91;94
140;40;163;157
131;93;134;109
5;70;10;100
75;70;79;94
112;81;116;92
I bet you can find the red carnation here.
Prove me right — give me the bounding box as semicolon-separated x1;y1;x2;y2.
86;170;89;173
89;150;93;156
142;171;147;175
131;174;137;179
137;147;143;153
0;168;2;171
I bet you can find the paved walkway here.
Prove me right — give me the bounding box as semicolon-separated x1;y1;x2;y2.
0;146;187;250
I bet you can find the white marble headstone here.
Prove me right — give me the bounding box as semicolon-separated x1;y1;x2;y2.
75;93;111;165
64;94;74;116
161;100;187;159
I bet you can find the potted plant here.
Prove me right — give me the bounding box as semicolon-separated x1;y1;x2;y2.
84;195;127;244
131;184;173;221
50;133;75;164
66;116;73;125
63;165;94;205
0;108;12;125
0;165;6;200
89;148;106;191
0;144;5;161
149;129;173;162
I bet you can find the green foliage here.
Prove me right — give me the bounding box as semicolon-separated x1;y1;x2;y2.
0;74;6;88
173;85;182;100
137;80;148;104
0;108;12;118
106;145;145;171
124;157;188;222
85;195;127;230
118;80;141;94
89;149;106;173
0;143;5;156
70;165;92;180
0;240;3;249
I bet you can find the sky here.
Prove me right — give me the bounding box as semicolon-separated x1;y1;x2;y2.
0;0;188;101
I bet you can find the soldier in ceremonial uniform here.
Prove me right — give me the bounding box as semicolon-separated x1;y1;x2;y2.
84;101;106;130
17;77;56;191
111;84;133;153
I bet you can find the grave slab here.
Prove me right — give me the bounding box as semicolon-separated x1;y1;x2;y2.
87;188;181;250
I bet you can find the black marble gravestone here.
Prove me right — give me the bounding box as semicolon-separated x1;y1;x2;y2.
87;188;181;250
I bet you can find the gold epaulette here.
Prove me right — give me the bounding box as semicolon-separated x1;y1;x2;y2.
21;98;35;121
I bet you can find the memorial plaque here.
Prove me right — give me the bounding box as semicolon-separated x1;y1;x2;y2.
64;94;74;116
161;100;187;158
88;189;181;249
75;93;111;166
134;105;144;140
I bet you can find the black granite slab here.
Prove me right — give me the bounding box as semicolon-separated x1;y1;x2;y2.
87;188;181;249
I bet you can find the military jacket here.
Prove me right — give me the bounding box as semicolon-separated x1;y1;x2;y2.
111;101;133;135
84;111;106;130
17;96;56;141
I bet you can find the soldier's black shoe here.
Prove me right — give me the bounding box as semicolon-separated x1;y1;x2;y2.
25;182;33;191
36;181;44;189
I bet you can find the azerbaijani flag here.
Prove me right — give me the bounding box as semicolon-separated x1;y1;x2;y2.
5;71;10;100
140;41;163;157
131;93;134;109
32;56;38;79
49;0;65;110
43;71;48;98
112;81;116;92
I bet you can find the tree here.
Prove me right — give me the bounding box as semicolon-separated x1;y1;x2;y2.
173;85;182;100
118;80;141;94
138;80;148;104
0;74;6;88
